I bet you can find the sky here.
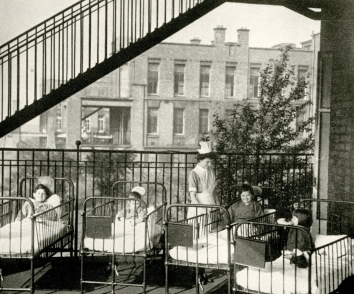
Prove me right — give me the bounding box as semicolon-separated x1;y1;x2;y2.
0;0;321;48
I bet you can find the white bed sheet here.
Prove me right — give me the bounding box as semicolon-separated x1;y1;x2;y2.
0;219;68;255
169;230;232;265
84;220;162;254
236;236;353;294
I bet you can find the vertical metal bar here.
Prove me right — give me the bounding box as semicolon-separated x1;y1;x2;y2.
43;23;47;95
122;0;125;48
1;60;3;120
148;0;151;33
26;33;29;105
34;27;38;101
65;15;69;83
88;0;92;68
62;14;65;84
50;26;53;91
134;0;137;42
58;18;61;86
71;11;75;79
7;45;11;116
80;1;84;74
112;0;116;53
16;41;20;112
156;0;159;29
97;0;100;63
53;25;56;89
105;0;108;59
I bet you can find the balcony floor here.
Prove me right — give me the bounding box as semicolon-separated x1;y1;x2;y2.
3;256;229;294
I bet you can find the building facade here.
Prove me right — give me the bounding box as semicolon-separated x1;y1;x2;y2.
3;26;317;151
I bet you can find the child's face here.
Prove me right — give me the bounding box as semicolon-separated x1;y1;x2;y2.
291;215;299;226
241;191;253;205
33;188;47;202
128;196;140;210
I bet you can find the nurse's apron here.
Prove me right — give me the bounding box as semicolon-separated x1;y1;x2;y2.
187;190;216;238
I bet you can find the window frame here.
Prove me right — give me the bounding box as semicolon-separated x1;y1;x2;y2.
200;65;211;97
147;107;159;134
199;109;209;135
147;62;160;95
174;63;185;96
225;65;236;98
98;115;105;133
173;108;185;135
249;66;261;98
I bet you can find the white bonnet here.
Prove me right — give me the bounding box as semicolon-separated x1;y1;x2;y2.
197;141;212;154
131;186;146;196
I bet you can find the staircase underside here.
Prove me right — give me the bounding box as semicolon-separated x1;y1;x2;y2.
0;0;325;138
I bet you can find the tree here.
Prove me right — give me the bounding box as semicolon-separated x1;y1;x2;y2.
211;46;315;211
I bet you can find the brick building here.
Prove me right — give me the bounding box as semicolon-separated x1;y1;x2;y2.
5;26;318;150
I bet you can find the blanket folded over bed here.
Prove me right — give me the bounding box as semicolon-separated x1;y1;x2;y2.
0;220;68;256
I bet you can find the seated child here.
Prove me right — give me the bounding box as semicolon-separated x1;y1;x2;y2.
16;184;58;221
228;184;264;223
116;186;146;226
282;208;314;268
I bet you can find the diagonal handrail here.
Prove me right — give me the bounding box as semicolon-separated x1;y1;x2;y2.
0;0;226;138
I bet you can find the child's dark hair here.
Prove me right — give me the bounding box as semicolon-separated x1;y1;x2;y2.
293;209;313;227
197;152;217;162
35;184;51;198
240;184;254;196
129;191;142;200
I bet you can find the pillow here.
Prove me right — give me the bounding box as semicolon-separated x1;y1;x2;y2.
46;194;62;207
314;234;348;257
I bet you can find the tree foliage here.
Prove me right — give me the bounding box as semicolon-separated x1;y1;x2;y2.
211;46;314;211
212;46;314;154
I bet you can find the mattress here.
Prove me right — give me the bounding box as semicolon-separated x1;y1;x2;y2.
0;219;69;256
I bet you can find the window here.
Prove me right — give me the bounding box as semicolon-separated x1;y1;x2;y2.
147;108;158;134
296;111;306;136
225;66;236;97
84;118;91;131
199;109;209;135
174;109;184;135
249;67;260;98
200;65;210;96
298;67;308;98
174;64;185;95
56;110;62;131
98;115;104;132
148;62;159;94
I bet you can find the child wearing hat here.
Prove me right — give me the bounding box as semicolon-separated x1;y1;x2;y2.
116;186;146;225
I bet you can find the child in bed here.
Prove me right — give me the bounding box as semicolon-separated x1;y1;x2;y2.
116;186;146;226
228;184;264;223
16;183;58;221
283;208;314;268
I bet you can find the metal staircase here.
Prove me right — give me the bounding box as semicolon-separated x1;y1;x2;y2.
0;0;226;138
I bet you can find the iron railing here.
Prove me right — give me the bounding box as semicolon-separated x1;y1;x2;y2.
0;147;313;206
0;0;226;136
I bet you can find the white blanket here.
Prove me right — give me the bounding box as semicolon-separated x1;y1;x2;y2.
0;220;68;256
236;237;353;294
84;220;162;254
169;230;232;266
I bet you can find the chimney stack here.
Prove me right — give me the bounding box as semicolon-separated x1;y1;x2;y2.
190;37;201;45
213;25;226;46
237;28;250;46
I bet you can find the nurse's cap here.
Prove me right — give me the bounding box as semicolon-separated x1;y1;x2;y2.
131;186;146;196
197;141;212;154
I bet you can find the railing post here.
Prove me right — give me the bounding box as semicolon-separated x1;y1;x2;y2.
75;140;81;257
